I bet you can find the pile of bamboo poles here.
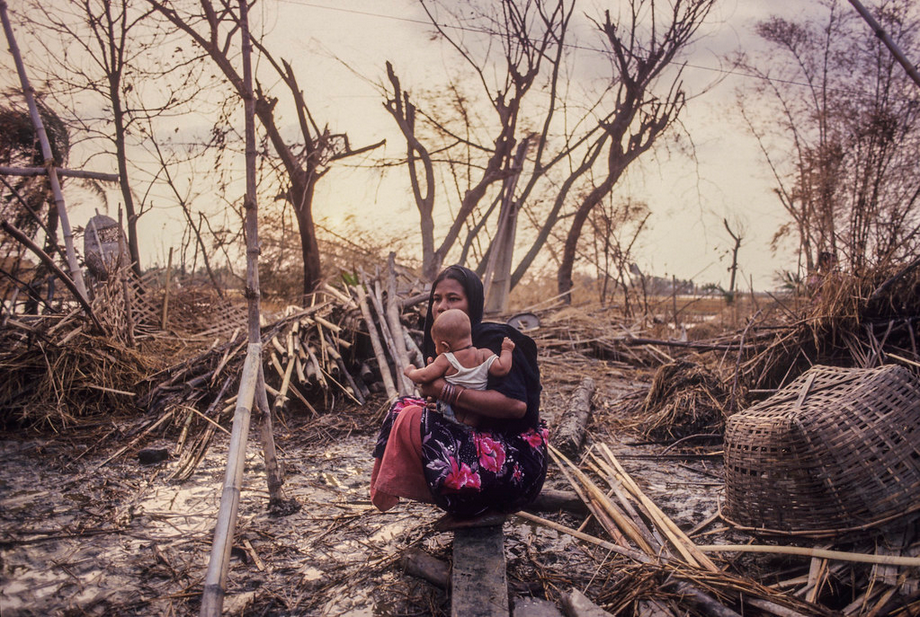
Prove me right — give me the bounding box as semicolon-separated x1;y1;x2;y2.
134;262;429;479
535;443;920;616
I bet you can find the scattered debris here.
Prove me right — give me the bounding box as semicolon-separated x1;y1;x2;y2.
2;263;920;615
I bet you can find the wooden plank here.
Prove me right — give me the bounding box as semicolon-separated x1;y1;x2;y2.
452;525;509;617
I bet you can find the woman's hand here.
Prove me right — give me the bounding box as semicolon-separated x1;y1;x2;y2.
455;387;526;420
417;377;446;400
418;378;525;420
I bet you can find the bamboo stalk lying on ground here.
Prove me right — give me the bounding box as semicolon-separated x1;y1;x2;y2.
549;445;652;553
699;544;920;567
596;443;720;572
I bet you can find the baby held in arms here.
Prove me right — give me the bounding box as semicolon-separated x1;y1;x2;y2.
404;308;515;427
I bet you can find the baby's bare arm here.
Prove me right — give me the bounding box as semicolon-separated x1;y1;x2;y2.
488;337;515;377
405;354;450;384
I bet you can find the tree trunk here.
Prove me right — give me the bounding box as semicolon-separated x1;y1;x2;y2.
291;174;321;297
103;0;142;279
558;180;614;302
109;83;142;279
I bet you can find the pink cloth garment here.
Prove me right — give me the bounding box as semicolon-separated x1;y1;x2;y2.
370;404;434;511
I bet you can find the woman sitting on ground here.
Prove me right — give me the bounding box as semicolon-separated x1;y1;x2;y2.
370;265;548;522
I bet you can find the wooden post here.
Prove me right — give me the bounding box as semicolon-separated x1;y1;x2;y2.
161;247;173;329
255;366;286;505
452;526;509;617
199;1;283;613
0;0;88;301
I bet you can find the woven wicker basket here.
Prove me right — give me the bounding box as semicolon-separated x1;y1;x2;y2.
723;364;920;533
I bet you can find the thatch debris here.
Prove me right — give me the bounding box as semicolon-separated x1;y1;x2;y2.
642;361;733;440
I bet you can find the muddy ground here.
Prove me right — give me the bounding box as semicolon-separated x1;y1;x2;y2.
0;365;798;616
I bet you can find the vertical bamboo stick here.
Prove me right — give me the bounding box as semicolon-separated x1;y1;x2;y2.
200;2;278;614
354;284;398;399
365;273;411;395
255;365;286;506
386;253;413;391
0;0;88;301
117;209;135;347
161;247;173;329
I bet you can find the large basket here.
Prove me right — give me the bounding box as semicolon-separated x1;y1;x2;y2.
723;364;920;534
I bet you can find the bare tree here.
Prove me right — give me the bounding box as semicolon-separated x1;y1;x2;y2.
384;0;714;301
556;0;716;300
16;0;210;279
149;0;383;298
588;196;650;312
722;217;745;304
736;0;920;276
383;0;570;281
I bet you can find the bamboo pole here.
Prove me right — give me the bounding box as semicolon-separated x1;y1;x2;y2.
515;511;649;563
255;365;286;505
597;443;719;572
386;252;413;390
117;209;135;347
700;544;920;567
0;165;120;181
365;274;411;395
378;278;413;395
200;2;279;613
550;446;653;553
354;284;398;399
0;0;88;301
585;457;661;551
847;0;920;89
199;345;261;617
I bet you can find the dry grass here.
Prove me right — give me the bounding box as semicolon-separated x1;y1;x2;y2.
0;330;152;429
641;360;734;439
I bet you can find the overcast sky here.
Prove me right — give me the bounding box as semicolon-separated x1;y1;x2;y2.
254;0;808;290
2;0;843;290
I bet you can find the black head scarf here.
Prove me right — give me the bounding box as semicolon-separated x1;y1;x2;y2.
422;265;541;430
422;265;484;361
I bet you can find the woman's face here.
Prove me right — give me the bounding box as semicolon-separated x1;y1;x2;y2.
431;277;469;319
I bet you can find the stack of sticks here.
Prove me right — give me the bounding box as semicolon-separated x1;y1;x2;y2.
528;443;919;616
137;259;429;479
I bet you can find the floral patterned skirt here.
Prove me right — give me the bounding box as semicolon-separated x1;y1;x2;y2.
373;397;549;519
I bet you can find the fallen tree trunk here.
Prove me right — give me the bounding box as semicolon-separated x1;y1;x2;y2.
553;377;595;458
